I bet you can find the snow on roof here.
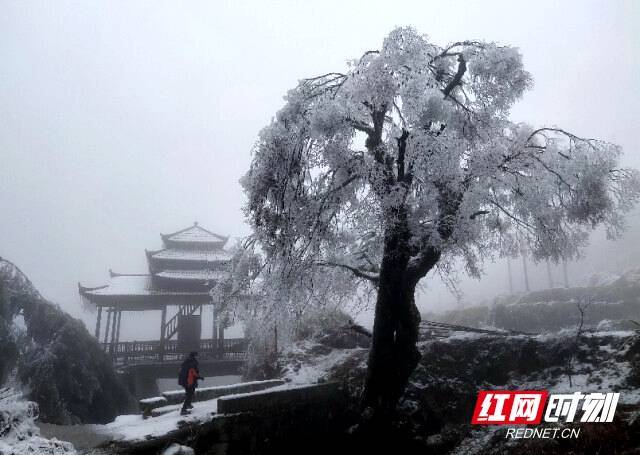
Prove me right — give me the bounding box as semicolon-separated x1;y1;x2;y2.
155;270;230;281
162;223;228;245
151;249;232;262
83;275;207;297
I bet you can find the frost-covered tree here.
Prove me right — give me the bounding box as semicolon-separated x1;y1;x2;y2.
208;239;263;329
242;27;640;418
0;257;133;424
239;239;365;379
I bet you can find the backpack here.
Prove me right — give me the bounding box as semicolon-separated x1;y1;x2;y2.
178;360;189;387
187;367;199;387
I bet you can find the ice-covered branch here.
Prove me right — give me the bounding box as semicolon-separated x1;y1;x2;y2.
442;54;467;99
315;260;379;284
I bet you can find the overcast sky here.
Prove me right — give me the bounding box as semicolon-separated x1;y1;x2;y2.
1;0;639;332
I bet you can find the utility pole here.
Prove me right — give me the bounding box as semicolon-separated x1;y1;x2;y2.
507;258;514;294
274;322;278;355
546;261;553;289
522;251;530;293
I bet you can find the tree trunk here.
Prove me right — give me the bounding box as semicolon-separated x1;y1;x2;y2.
361;212;428;420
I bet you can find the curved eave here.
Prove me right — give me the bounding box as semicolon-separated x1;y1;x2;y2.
80;291;211;309
109;269;148;278
78;282;109;295
145;249;163;273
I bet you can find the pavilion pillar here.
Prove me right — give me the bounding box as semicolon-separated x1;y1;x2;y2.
115;311;122;345
103;307;112;348
159;306;167;363
212;307;218;341
110;308;118;356
217;324;225;359
95;306;103;339
212;305;221;358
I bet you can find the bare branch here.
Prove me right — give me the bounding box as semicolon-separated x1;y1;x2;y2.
315;260;379;284
301;72;346;83
442;54;467;99
348;118;375;135
526;127;597;146
469;210;490;220
396;129;409;182
489;199;535;232
530;155;574;190
359;50;380;63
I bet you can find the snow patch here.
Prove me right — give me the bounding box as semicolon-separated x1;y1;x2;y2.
95;397;218;442
281;341;364;384
161;442;195;455
0;388;77;454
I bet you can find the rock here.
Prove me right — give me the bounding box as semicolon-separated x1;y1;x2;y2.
161;443;195;455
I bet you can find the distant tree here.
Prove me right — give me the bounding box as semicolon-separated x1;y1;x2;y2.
242;27;640;420
567;295;594;387
0;282;18;384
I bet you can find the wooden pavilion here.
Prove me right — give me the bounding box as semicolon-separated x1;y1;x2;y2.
79;222;246;363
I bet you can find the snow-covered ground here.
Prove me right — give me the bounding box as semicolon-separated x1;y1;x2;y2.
280;340;367;384
92;381;312;444
0;388;76;455
277;326;640;454
95;398;220;443
515;330;640;404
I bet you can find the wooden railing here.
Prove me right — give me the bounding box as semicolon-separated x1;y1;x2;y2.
102;338;247;365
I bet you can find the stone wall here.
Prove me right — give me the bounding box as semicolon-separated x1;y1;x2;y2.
139;379;286;417
110;382;353;455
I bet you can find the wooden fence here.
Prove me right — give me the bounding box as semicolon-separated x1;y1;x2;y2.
102;338;247;365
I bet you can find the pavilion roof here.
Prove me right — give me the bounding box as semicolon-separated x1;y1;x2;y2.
150;248;233;263
79;273;258;309
81;274;209;297
78;222;239;309
154;269;231;281
161;222;228;246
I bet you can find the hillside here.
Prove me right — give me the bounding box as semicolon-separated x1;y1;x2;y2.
278;323;640;454
425;268;640;333
0;256;133;424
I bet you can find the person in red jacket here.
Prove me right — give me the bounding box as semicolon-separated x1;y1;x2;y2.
178;351;203;415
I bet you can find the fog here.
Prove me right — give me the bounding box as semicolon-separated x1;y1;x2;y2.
1;1;639;337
